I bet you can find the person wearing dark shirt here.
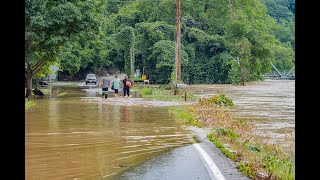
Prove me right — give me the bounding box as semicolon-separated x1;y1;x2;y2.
121;75;132;98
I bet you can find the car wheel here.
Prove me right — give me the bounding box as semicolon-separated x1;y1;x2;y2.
86;82;88;85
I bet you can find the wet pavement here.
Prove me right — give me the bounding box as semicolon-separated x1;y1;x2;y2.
117;126;250;180
117;144;213;180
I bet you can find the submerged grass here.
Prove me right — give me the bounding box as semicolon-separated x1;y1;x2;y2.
172;93;295;180
133;85;198;101
25;98;36;109
170;106;202;127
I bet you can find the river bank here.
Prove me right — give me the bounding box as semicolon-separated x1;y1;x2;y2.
171;94;294;179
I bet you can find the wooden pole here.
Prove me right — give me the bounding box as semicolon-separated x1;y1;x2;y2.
173;0;181;96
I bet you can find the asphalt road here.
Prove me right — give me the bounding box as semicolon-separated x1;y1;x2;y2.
117;127;250;180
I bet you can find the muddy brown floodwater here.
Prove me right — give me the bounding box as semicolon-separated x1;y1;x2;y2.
187;79;295;154
25;95;192;179
25;79;294;179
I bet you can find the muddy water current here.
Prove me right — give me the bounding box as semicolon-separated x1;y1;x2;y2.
25;79;294;179
188;79;295;150
25;95;192;179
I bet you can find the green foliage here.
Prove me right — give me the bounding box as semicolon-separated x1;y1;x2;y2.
173;106;201;127
183;28;231;84
106;0;292;85
25;98;36;109
60;38;107;75
262;153;295;180
140;87;153;95
149;40;189;84
274;41;295;70
207;133;237;160
26;0;105;67
224;0;278;85
246;144;262;152
106;26;136;78
134;21;176;83
25;0;107;99
261;0;294;22
135;85;198;103
204;93;234;107
237;163;255;179
26;0;295;86
227;61;242;84
214;127;239;141
261;0;295;49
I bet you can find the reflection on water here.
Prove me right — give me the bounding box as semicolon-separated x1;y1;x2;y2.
25;91;191;179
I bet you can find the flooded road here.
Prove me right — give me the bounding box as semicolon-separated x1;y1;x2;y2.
25;92;192;179
25;79;294;179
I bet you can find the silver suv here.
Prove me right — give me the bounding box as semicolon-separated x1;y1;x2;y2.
86;74;97;85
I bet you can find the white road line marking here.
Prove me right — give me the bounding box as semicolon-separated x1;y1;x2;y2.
193;143;226;180
103;172;117;177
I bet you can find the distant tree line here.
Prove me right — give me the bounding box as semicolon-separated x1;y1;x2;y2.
25;0;295;99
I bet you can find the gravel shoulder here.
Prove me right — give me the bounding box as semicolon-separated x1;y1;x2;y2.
184;126;250;180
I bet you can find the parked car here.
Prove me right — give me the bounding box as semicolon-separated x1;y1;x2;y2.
86;74;97;85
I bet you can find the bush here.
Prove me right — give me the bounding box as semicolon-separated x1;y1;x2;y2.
25;98;36;109
200;92;234;107
140;87;153;95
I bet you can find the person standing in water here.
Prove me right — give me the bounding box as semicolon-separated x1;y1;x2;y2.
121;75;132;98
99;74;111;99
112;75;121;98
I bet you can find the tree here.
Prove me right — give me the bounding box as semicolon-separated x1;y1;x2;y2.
59;31;111;78
134;21;175;82
46;0;294;86
106;26;135;78
274;41;295;71
25;0;105;100
225;0;277;85
148;40;188;84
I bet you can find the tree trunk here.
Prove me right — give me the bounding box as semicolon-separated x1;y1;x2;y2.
26;65;33;100
237;56;245;86
241;75;245;86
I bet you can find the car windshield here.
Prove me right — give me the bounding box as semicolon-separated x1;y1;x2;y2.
87;74;96;77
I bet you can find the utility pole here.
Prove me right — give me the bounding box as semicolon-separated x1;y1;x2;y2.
173;0;181;95
176;0;181;81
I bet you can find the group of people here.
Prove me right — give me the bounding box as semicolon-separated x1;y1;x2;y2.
99;75;132;99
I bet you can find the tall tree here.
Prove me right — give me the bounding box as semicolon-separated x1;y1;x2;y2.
225;0;277;85
25;0;105;100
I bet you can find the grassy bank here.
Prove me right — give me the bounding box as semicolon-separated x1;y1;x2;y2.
25;98;36;109
132;84;197;101
171;93;295;179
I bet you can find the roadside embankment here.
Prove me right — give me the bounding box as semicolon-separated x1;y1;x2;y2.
171;93;295;180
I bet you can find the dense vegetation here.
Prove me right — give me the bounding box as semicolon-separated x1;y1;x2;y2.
25;0;295;99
